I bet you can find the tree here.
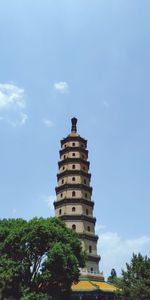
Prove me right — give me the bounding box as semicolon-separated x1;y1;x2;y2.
107;268;117;283
107;269;123;299
0;217;86;299
119;253;150;300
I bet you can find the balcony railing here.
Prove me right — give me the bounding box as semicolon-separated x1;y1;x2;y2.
81;270;104;277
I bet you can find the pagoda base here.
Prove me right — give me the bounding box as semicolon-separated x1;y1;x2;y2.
71;274;117;300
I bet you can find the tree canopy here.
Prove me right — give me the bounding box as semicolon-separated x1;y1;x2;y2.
120;253;150;300
107;268;117;284
109;253;150;300
0;217;86;299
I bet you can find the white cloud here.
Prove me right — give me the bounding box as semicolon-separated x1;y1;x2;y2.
96;224;107;231
0;83;28;126
8;113;28;127
53;81;69;93
97;228;150;279
44;195;56;215
42;118;54;128
20;113;28;125
0;83;25;109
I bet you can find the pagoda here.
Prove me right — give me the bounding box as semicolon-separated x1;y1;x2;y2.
54;118;117;299
54;117;102;276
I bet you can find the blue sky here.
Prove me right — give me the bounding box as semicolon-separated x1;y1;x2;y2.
0;0;150;277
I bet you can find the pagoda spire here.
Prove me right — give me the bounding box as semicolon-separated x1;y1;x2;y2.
71;117;77;133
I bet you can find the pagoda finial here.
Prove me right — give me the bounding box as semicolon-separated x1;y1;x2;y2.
71;117;77;133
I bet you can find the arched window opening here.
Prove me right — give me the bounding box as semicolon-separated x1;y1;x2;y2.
61;193;63;198
89;245;92;253
72;224;76;231
72;191;76;197
62;179;64;184
72;153;75;157
72;207;76;212
86;208;89;215
72;142;75;146
64;155;66;159
91;267;93;273
72;165;75;169
87;226;90;232
72;177;75;181
85;193;88;198
59;209;62;215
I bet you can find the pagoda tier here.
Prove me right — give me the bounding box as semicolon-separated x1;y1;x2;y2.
54;118;101;274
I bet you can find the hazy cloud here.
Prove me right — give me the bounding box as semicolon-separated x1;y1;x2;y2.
0;83;28;126
8;113;28;127
96;224;107;231
103;100;109;108
98;230;150;278
12;208;17;215
44;195;55;215
53;81;69;93
42;118;54;128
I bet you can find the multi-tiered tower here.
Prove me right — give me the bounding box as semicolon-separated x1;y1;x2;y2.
54;118;101;275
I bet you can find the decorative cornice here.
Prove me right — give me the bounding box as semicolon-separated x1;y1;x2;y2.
54;198;94;208
55;184;92;194
57;170;91;180
58;158;90;168
59;214;96;224
79;233;99;242
60;147;88;156
61;136;87;147
87;255;101;263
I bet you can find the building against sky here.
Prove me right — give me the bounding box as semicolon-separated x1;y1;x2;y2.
54;117;102;276
54;118;117;299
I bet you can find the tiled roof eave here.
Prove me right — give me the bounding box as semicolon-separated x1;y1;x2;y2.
71;280;117;293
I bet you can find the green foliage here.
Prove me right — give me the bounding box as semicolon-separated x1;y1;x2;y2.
118;253;150;300
0;217;86;299
21;288;51;300
107;268;117;284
